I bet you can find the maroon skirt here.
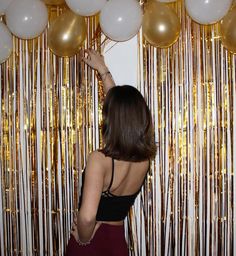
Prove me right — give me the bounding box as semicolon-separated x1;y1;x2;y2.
65;223;129;256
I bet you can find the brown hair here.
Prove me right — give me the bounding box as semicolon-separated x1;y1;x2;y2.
101;85;156;161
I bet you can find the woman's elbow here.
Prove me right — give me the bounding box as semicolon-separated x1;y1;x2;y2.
78;211;96;225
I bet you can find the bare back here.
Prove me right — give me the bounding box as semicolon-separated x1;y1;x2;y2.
101;154;149;196
79;151;150;226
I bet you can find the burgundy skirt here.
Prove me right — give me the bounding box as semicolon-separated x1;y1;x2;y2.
65;223;129;256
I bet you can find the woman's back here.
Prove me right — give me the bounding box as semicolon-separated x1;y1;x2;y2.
100;152;149;197
93;151;149;222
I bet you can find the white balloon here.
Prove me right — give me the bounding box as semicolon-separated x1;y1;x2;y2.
0;22;13;64
65;0;107;16
6;0;48;39
0;0;14;15
185;0;233;25
100;0;142;42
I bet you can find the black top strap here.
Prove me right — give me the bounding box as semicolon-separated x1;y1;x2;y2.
106;158;115;192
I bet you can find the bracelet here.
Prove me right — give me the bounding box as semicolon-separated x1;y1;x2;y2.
77;236;91;246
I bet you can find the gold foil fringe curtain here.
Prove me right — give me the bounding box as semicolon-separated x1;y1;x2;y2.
129;1;236;256
0;7;103;255
0;2;236;256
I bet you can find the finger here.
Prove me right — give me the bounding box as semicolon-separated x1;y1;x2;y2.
90;48;96;53
71;226;76;233
83;53;91;60
78;50;84;61
79;49;84;55
82;57;92;65
71;230;76;238
82;57;90;63
85;49;93;56
90;49;100;56
91;49;103;57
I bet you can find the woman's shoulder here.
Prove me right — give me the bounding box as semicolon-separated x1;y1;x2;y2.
87;151;150;172
87;150;107;160
87;150;111;170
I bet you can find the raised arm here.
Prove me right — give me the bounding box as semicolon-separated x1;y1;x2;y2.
82;49;115;94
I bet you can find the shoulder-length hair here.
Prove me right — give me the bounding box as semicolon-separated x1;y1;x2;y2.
100;85;156;161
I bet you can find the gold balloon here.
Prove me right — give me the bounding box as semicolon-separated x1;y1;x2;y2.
43;0;65;5
142;1;181;48
219;6;236;54
48;10;87;57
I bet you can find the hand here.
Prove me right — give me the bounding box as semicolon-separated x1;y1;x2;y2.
82;49;108;74
91;221;102;239
70;218;102;243
71;218;79;243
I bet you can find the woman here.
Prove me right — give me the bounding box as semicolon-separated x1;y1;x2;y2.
66;49;156;256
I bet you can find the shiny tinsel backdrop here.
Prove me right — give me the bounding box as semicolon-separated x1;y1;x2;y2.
0;0;236;255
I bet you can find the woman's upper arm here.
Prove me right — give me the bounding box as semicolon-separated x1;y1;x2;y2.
79;151;105;221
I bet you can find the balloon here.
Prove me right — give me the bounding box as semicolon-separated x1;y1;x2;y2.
100;0;143;42
6;0;48;39
65;0;107;16
0;0;14;15
0;22;13;64
219;6;236;53
48;10;86;57
142;1;180;48
185;0;233;25
43;0;65;5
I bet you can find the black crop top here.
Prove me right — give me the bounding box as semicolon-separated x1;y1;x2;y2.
79;158;148;221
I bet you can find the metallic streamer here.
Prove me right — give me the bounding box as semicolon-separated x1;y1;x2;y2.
0;1;236;255
233;54;236;255
0;7;100;255
0;65;4;255
128;1;236;255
